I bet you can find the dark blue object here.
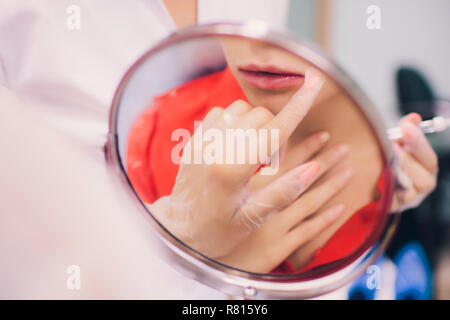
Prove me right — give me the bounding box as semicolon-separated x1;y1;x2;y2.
348;255;385;300
394;242;433;300
396;67;436;119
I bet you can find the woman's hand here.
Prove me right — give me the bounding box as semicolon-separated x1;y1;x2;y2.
391;113;439;212
149;69;326;258
218;145;353;273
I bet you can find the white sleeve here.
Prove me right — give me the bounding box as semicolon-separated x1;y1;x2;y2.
0;57;5;86
0;0;174;147
0;84;225;299
0;1;225;299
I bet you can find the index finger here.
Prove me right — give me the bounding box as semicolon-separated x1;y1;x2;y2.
261;68;325;156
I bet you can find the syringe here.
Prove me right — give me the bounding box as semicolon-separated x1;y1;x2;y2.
388;116;450;140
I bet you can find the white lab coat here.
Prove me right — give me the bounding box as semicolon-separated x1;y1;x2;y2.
0;0;288;299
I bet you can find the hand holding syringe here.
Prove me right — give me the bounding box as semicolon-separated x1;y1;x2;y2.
388;116;450;140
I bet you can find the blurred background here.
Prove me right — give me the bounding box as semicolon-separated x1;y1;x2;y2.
288;0;450;299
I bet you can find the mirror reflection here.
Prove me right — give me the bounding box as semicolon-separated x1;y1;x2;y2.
120;36;389;275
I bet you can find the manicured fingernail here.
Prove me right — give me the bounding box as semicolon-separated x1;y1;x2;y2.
299;162;321;186
406;113;422;124
401;121;418;140
340;167;354;181
328;204;345;219
335;144;350;158
317;131;330;143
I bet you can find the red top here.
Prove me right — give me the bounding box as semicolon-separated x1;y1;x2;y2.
126;67;389;273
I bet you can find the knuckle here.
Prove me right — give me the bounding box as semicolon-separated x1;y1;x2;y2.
430;154;439;171
301;177;346;212
304;134;322;152
296;195;318;218
262;244;279;265
271;117;286;133
245;200;274;226
230;99;250;109
314;154;332;172
209;106;223;114
330;174;349;191
431;174;438;189
319;183;341;203
423;176;437;193
253;106;274;119
312;216;326;232
404;189;418;204
273;191;296;212
208;162;228;179
241;212;260;231
319;157;335;173
290;228;306;245
302;221;319;240
209;163;245;186
201;107;223;126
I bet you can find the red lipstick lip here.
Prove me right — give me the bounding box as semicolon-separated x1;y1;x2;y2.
238;65;304;90
238;64;303;76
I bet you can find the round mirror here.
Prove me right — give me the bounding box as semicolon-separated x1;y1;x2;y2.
106;23;399;299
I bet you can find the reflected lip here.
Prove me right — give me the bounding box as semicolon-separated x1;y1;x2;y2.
238;64;304;90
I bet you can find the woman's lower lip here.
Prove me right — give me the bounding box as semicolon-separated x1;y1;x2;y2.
238;69;304;90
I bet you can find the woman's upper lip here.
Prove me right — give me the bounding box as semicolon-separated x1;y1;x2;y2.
238;64;304;77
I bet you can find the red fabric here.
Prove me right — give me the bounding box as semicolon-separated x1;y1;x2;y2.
126;67;387;273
